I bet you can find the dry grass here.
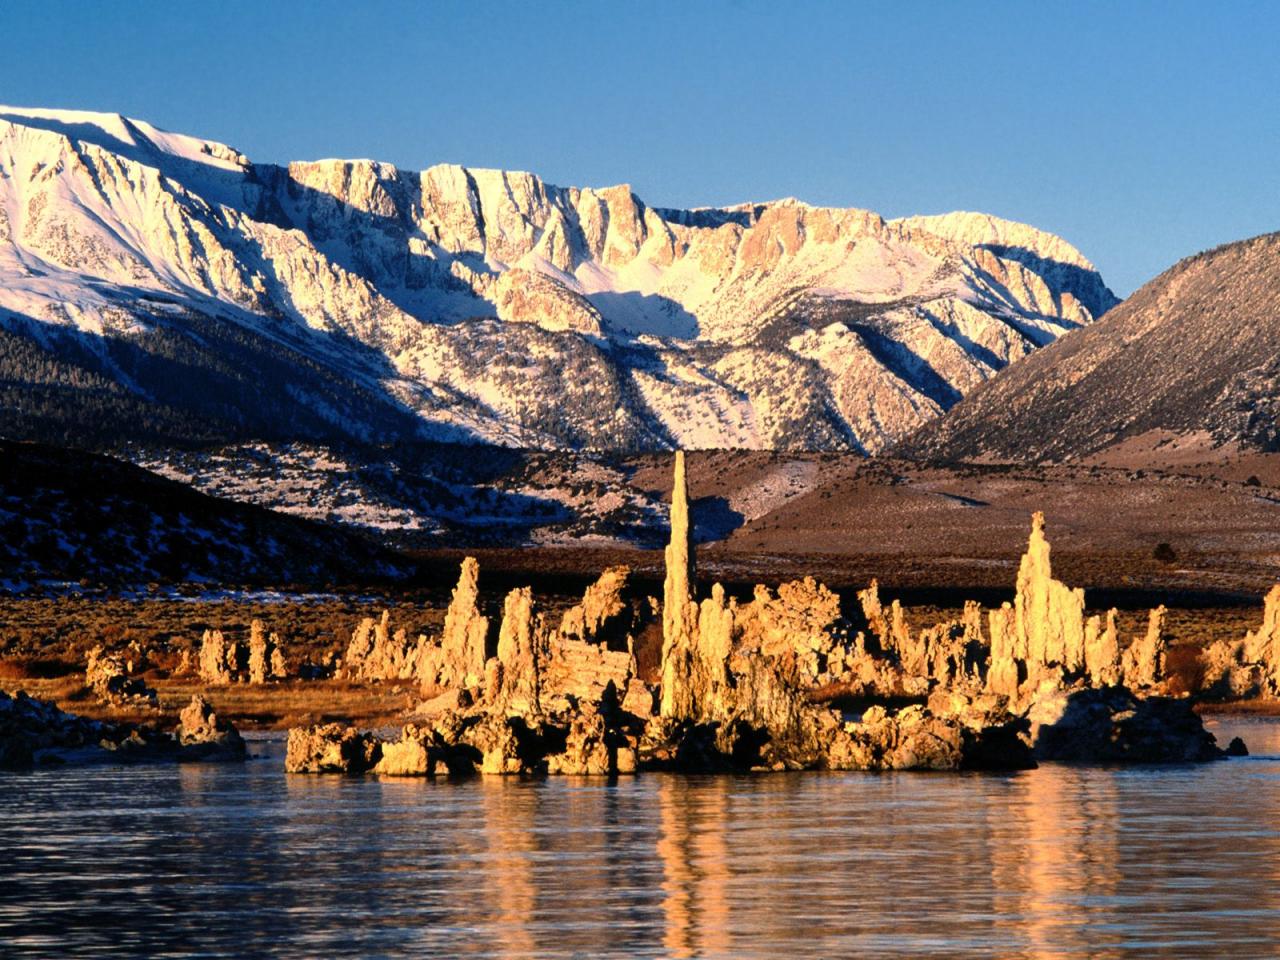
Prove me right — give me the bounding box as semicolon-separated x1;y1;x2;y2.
0;656;78;680
1;675;420;731
1;568;1274;730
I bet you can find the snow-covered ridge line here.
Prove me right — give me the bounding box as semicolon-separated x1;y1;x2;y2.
0;104;1119;453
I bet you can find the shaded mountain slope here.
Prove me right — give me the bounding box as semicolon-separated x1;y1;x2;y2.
897;232;1280;463
0;440;407;587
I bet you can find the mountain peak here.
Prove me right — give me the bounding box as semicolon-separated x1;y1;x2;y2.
0;104;1117;454
896;230;1280;463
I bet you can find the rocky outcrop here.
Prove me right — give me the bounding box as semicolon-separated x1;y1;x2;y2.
247;620;287;684
1026;686;1222;763
199;622;288;684
1013;511;1087;678
856;579;890;644
828;703;1032;772
342;610;423;681
85;645;158;708
418;557;490;691
487;587;550;714
492;267;604;335
1083;609;1122;687
198;629;243;684
986;514;1127;700
1121;605;1169;689
1201;585;1280;698
660;451;699;719
285;723;380;774
0;689;245;770
288;490;1237;775
559;566;635;646
177;695;246;759
288;698;641;777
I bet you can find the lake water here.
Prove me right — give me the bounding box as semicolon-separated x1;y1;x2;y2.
3;717;1280;959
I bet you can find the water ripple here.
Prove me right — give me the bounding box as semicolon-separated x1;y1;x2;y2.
1;718;1279;958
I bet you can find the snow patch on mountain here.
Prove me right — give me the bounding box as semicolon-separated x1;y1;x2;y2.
0;105;1120;453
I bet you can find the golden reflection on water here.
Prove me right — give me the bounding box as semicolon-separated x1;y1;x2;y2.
658;778;731;959
993;766;1122;959
8;720;1280;959
482;780;538;959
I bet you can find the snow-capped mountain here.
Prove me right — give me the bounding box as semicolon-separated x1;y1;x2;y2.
0;105;1118;453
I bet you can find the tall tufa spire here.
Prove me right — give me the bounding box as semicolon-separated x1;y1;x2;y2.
660;450;698;717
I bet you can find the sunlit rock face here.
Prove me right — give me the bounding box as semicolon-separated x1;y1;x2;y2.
0;106;1116;453
660;450;698;719
285;463;1230;778
1202;585;1280;698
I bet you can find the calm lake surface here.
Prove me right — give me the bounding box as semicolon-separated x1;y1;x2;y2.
3;717;1280;959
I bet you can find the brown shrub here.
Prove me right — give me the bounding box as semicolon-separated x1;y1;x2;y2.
1165;644;1206;697
0;657;78;680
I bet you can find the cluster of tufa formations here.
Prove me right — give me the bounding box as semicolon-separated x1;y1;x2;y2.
286;453;1237;777
85;644;159;709
0;690;244;770
197;620;288;685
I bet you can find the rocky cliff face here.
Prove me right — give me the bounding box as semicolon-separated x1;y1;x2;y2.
899;230;1280;462
0;106;1116;454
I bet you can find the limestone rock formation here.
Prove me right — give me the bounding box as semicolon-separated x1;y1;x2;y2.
660;451;699;719
857;579;890;644
1083;609;1121;687
419;557;490;691
829;703;1031;772
1026;686;1222;763
559;566;634;646
0;689;244;769
197;622;288;685
288;698;641;778
285;723;381;774
247;620;287;684
1121;605;1169;689
286;496;1240;775
1013;512;1086;676
984;513;1127;701
1243;587;1280;682
986;604;1020;697
85;645;158;708
488;587;550;714
342;610;425;681
177;695;246;759
198;629;243;684
1202;585;1280;698
752;578;845;680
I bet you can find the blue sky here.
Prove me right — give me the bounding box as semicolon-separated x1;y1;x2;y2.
3;0;1278;296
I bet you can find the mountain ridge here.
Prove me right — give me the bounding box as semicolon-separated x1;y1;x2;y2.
896;230;1280;463
0;104;1117;454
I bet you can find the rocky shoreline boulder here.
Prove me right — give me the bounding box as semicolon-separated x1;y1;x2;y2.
0;689;247;770
1026;686;1223;763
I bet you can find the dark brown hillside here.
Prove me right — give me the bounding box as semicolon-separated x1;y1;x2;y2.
0;439;406;587
897;232;1280;463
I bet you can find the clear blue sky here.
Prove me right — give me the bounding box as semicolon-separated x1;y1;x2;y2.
3;0;1278;296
